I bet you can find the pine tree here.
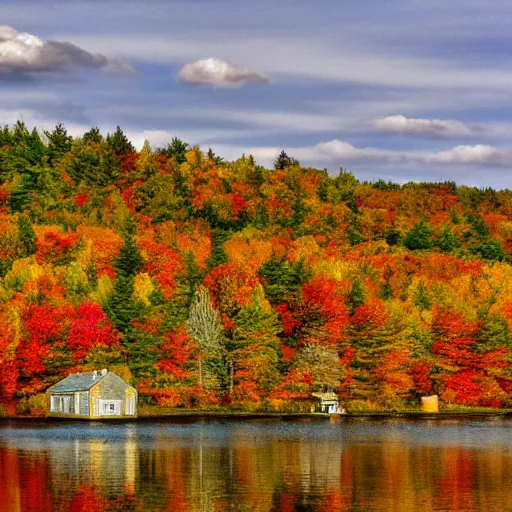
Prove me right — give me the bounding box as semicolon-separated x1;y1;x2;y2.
181;252;205;305
107;226;144;334
114;233;144;277
83;127;103;144
347;279;365;315
206;228;229;269
105;274;141;333
157;137;189;164
259;255;311;304
404;219;434;250
45;123;72;166
274;150;299;170
27;128;45;165
414;282;432;311
106;126;135;155
479;313;512;348
69;139;119;186
436;224;460;252
346;300;406;400
17;215;37;257
232;285;281;396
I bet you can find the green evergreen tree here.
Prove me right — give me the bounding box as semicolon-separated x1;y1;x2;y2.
83;127;103;144
472;238;506;261
68;139;119;186
232;285;281;393
27;128;45;165
436;224;460;252
479;313;512;348
347;279;365;315
253;202;269;229
207;147;224;166
105;274;142;333
259;255;311;304
404;219;434;250
114;233;144;277
414;282;432;311
8;168;40;212
106;226;145;334
17;215;37;257
274;150;299;170
467;214;489;238
157;137;189;164
346;305;406;399
85;258;99;290
12;121;29;145
45;123;72;166
0;124;12;147
180;252;205;304
106;126;135;155
206;228;229;269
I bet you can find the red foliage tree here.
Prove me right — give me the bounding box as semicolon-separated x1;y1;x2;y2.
67;302;119;361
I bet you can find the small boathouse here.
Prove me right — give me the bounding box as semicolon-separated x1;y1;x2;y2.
48;369;137;419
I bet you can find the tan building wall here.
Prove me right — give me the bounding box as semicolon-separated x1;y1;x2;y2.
89;372;137;419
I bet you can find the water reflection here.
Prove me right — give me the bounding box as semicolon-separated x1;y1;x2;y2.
0;418;512;511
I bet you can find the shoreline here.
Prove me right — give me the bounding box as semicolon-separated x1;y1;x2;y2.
1;409;511;422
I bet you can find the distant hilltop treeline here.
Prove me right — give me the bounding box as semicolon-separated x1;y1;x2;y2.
1;120;512;415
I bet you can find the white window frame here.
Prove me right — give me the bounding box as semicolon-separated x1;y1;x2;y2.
50;395;59;412
126;396;136;415
98;399;122;416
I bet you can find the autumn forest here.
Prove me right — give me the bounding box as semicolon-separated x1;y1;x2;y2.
1;121;512;415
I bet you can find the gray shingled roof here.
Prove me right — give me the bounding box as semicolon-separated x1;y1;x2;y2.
50;372;107;393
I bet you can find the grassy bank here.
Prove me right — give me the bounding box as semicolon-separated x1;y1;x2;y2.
2;399;510;421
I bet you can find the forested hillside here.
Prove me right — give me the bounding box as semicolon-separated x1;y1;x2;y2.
2;121;512;414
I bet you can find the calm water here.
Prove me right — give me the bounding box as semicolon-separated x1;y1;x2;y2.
1;417;512;512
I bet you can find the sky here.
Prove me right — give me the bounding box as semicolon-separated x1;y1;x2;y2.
2;0;512;187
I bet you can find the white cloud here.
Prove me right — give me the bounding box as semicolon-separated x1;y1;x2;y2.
427;145;512;166
0;25;134;77
314;139;403;162
376;115;475;138
177;58;267;87
215;139;512;170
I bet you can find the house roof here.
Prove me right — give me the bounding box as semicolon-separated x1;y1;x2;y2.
50;371;107;393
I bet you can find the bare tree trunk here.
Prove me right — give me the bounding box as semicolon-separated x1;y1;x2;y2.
198;358;203;387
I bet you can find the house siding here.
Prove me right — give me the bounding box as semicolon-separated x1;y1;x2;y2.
89;373;137;419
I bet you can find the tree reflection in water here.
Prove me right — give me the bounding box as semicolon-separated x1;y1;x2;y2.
0;419;511;511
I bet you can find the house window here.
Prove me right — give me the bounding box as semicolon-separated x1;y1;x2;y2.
50;396;59;412
50;395;73;413
62;395;72;413
98;399;121;416
79;393;89;415
126;396;136;415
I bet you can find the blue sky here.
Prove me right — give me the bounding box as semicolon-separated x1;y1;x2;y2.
2;0;512;187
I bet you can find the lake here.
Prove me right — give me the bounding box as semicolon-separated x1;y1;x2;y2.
0;417;511;511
